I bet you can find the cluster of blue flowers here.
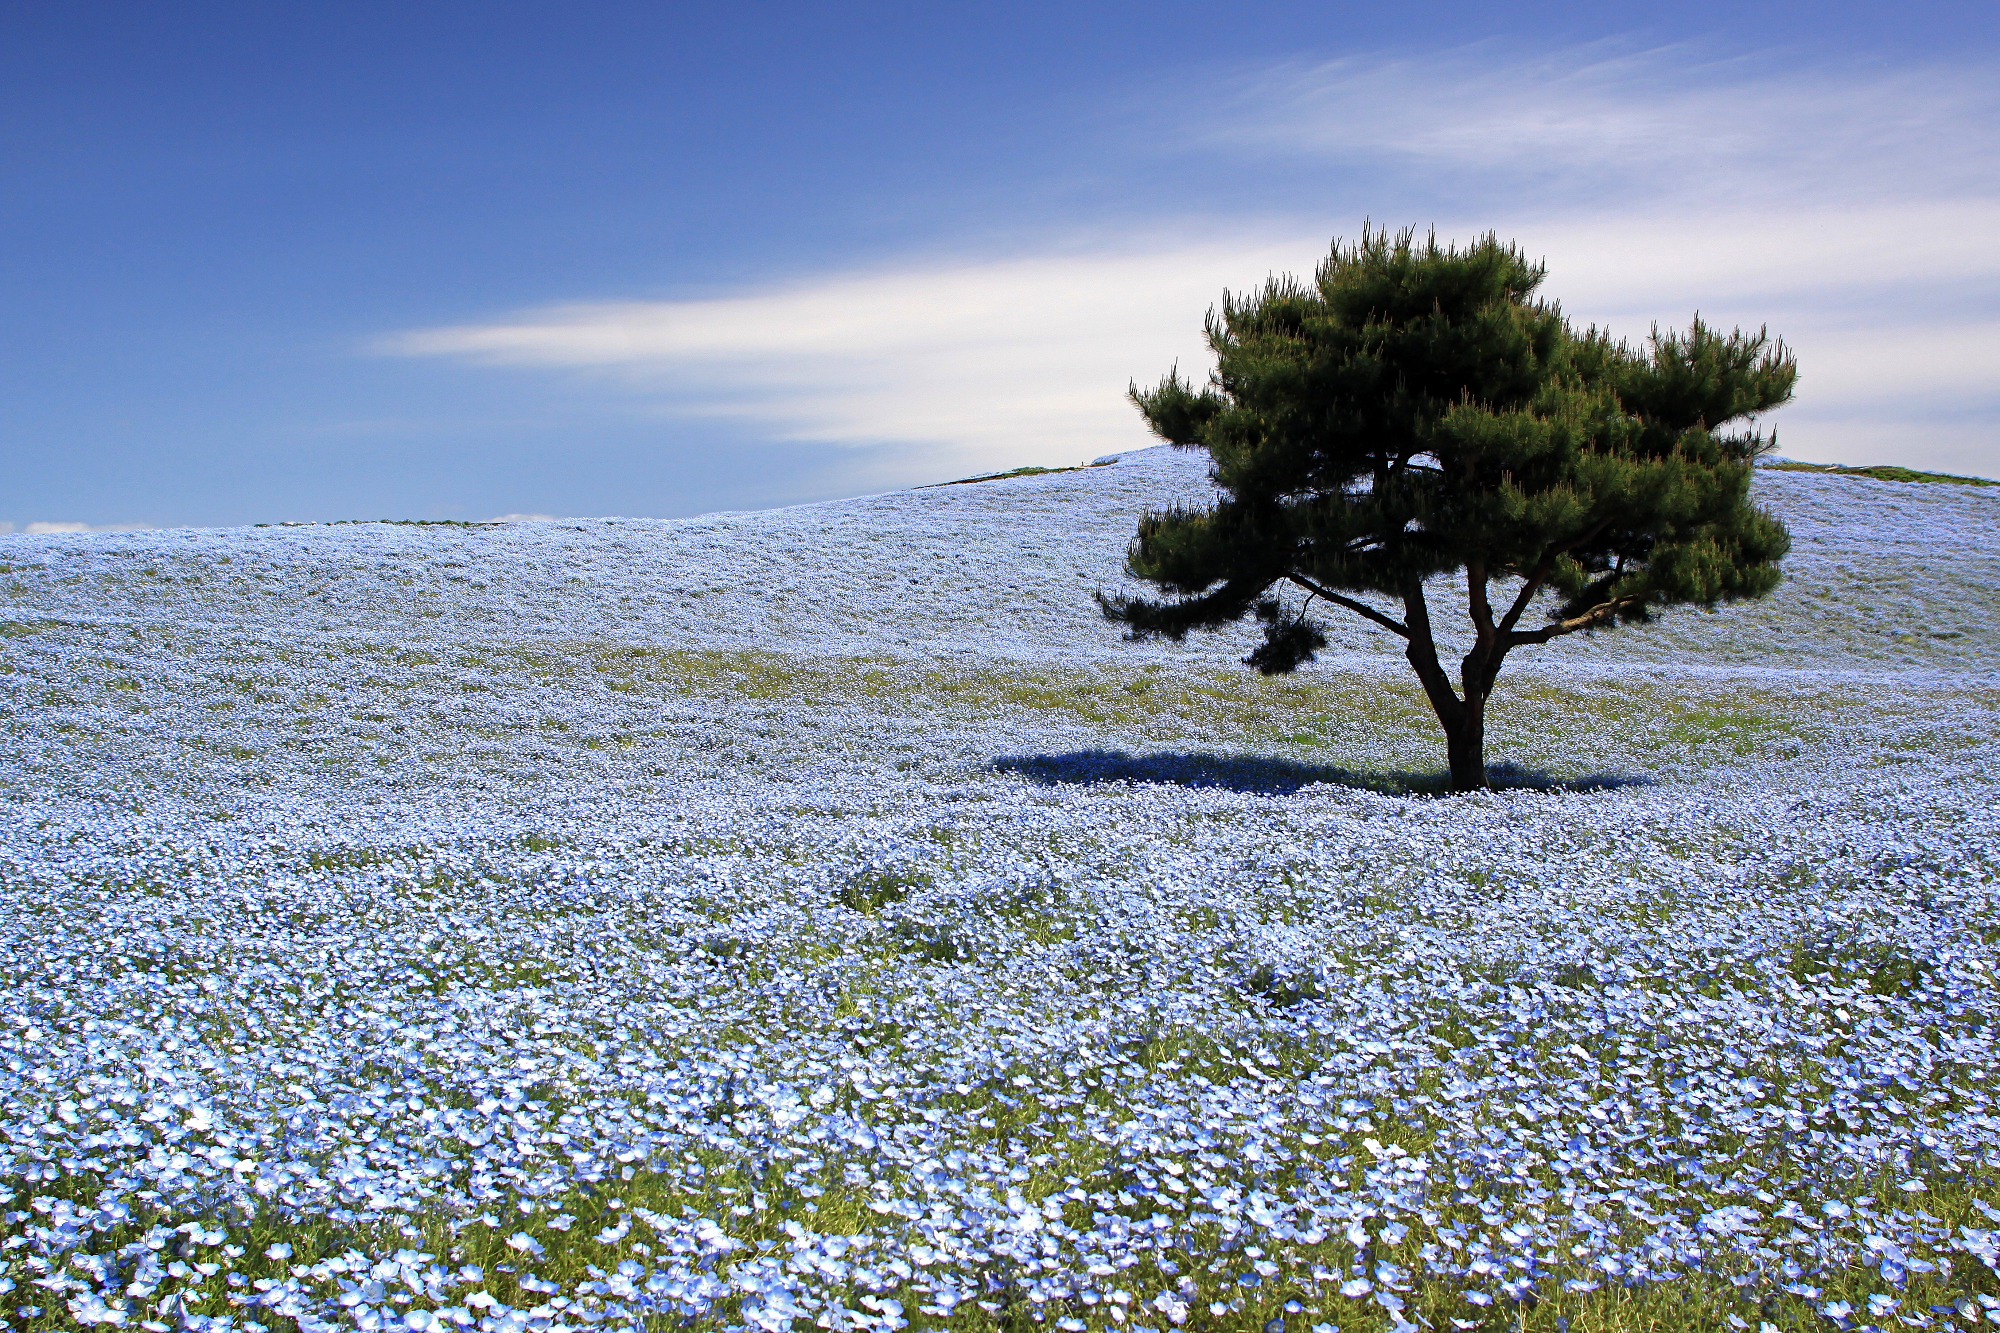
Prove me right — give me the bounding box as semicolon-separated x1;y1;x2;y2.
0;454;1995;1333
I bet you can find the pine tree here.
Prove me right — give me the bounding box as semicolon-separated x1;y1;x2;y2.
1100;226;1797;791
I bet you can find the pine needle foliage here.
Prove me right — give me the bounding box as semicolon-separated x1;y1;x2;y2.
1099;226;1798;791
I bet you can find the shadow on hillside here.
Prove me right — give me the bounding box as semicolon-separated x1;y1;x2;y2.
990;749;1651;797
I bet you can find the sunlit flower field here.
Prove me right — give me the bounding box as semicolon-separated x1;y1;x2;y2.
2;449;1997;1333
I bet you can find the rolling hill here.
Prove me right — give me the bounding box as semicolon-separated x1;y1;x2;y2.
0;450;1995;1333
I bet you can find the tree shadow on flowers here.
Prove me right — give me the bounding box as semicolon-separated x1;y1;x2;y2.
989;749;1651;797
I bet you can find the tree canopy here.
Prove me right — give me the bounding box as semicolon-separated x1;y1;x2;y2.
1100;226;1797;791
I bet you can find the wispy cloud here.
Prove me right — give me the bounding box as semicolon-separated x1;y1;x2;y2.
1518;206;2000;469
382;45;2000;476
382;233;1311;465
1189;44;1999;205
0;521;156;535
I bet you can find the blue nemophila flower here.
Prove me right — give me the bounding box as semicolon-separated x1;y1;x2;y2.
0;456;1996;1330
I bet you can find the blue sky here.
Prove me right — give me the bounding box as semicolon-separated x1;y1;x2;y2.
4;1;1996;530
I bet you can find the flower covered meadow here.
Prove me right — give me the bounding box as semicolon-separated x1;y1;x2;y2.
1;448;1997;1333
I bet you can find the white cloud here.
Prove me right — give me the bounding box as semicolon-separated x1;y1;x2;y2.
382;233;1311;466
1524;203;2000;314
1;521;156;535
1191;44;1999;206
381;46;2000;477
1519;208;2000;449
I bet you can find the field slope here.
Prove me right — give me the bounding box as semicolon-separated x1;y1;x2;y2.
1;448;1997;1333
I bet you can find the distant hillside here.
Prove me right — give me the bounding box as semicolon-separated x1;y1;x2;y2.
2;446;1994;674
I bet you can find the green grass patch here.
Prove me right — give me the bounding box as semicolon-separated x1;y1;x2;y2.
925;460;1117;487
1766;460;1999;487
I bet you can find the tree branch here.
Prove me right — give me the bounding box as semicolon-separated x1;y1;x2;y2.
1286;575;1411;639
1400;580;1465;725
1495;518;1614;636
1502;594;1648;646
1460;560;1507;703
1467;560;1496;642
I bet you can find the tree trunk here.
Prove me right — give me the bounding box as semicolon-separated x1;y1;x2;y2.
1400;582;1495;793
1401;581;1497;793
1442;695;1489;792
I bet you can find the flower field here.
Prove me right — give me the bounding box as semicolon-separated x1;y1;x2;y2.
1;448;1997;1333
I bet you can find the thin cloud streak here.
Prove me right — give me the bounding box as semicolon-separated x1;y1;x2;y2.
0;521;157;535
383;236;1312;463
383;46;2000;476
1192;44;2000;205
